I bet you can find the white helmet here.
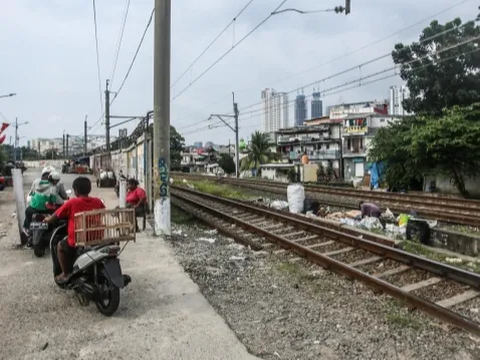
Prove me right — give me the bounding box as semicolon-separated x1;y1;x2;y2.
49;171;61;181
42;166;55;176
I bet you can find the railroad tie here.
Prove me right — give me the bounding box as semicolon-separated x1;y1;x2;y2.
373;265;411;279
322;247;355;257
348;256;382;268
400;277;443;292
435;290;480;309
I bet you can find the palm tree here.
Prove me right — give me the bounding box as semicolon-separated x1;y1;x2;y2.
240;131;274;174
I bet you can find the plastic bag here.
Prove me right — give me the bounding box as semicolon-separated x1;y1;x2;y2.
287;184;305;214
359;217;383;230
270;200;289;210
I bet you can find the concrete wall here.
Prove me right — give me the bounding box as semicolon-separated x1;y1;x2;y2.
23;160;65;169
424;175;480;197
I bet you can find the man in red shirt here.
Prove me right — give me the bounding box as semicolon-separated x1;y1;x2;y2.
126;178;146;231
45;177;105;283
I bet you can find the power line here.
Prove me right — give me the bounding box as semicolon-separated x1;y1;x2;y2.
92;0;103;114
237;20;477;114
90;8;154;133
171;0;288;102
110;0;131;87
233;0;474;95
170;0;256;90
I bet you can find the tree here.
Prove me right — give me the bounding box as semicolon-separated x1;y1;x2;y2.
240;131;275;173
392;16;480;116
218;154;235;175
371;103;480;197
44;149;58;160
170;125;185;170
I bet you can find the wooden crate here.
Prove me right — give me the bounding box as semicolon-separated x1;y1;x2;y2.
74;208;136;247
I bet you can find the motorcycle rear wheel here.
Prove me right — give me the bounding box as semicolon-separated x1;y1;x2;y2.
95;268;120;316
33;243;46;257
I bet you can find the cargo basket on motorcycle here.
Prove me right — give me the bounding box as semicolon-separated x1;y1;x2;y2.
74;208;136;247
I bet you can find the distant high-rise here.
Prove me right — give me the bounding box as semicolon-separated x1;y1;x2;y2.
193;141;203;148
294;94;307;126
311;92;323;118
261;88;289;133
389;85;411;116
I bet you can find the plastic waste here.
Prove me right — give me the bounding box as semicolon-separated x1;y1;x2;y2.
270;200;289;210
287;184;305;214
359;217;383;230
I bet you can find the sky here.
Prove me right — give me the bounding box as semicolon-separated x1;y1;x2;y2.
0;0;477;147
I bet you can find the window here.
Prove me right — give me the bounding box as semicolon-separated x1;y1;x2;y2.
326;144;330;150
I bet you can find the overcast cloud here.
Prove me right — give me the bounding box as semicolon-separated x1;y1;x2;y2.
0;0;476;146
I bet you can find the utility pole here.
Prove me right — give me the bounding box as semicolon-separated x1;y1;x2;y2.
84;115;88;156
209;92;240;178
105;79;111;152
62;133;66;159
13;118;28;162
66;134;69;159
153;0;172;236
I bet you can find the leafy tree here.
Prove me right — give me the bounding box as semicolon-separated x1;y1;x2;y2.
170;125;185;170
240;131;275;173
218;154;235;175
44;149;58;159
392;15;480;116
371;104;480;197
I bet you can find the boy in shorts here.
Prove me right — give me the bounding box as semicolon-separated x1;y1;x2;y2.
45;177;105;283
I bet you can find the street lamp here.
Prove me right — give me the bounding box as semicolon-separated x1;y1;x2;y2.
13;119;29;162
0;93;17;99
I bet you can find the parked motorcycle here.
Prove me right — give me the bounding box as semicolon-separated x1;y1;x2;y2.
50;238;132;316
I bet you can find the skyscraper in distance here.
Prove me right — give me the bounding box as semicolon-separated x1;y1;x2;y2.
261;88;289;133
294;94;307;126
389;85;411;116
311;91;323;118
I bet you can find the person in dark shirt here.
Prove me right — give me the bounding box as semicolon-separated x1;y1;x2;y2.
359;201;381;218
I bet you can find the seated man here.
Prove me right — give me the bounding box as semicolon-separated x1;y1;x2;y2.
45;177;105;283
359;201;381;219
24;171;58;234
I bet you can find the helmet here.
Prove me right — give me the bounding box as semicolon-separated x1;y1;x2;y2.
42;166;55;176
49;171;61;181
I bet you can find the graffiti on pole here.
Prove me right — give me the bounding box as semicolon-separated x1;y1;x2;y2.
158;157;169;197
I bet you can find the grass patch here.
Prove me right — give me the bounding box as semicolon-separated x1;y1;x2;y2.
385;300;422;329
399;239;480;273
189;180;250;200
171;204;196;224
276;262;302;275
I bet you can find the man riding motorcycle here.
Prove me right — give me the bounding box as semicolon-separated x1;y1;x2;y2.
24;168;59;236
50;171;69;205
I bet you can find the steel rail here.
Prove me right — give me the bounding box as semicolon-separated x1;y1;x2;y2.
171;186;480;336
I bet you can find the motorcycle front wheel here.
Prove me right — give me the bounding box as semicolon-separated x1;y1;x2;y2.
95;267;120;316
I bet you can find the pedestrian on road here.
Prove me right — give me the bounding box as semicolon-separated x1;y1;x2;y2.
359;201;381;218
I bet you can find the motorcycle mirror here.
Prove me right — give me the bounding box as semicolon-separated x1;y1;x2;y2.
66;189;72;195
100;198;105;205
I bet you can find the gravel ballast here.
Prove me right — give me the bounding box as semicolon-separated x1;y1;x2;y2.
168;215;480;360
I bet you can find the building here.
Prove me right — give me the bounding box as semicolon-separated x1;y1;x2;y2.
341;114;400;181
389;85;411;116
327;100;388;119
311;92;323;118
294;94;307;126
275;117;343;178
193;141;203;148
261;88;289;133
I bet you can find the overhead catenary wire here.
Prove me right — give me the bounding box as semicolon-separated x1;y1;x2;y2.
110;0;131;87
89;8;155;134
171;0;288;102
170;0;256;90
92;0;104;114
233;0;474;95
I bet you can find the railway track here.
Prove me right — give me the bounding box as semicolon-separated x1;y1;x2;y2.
171;185;480;336
172;173;480;227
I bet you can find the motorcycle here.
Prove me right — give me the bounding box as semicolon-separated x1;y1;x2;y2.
50;237;132;316
29;212;67;257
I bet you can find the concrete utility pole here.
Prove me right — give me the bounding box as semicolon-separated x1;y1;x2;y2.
209;92;240;178
153;0;171;236
84;115;88;156
105;79;111;152
13;118;28;162
63;133;66;159
66;134;69;159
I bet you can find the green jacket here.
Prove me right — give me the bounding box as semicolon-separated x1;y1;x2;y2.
30;179;57;210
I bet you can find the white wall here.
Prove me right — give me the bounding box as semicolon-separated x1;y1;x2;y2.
424;175;480;197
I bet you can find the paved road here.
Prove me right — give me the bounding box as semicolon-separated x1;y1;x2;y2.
0;170;258;360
